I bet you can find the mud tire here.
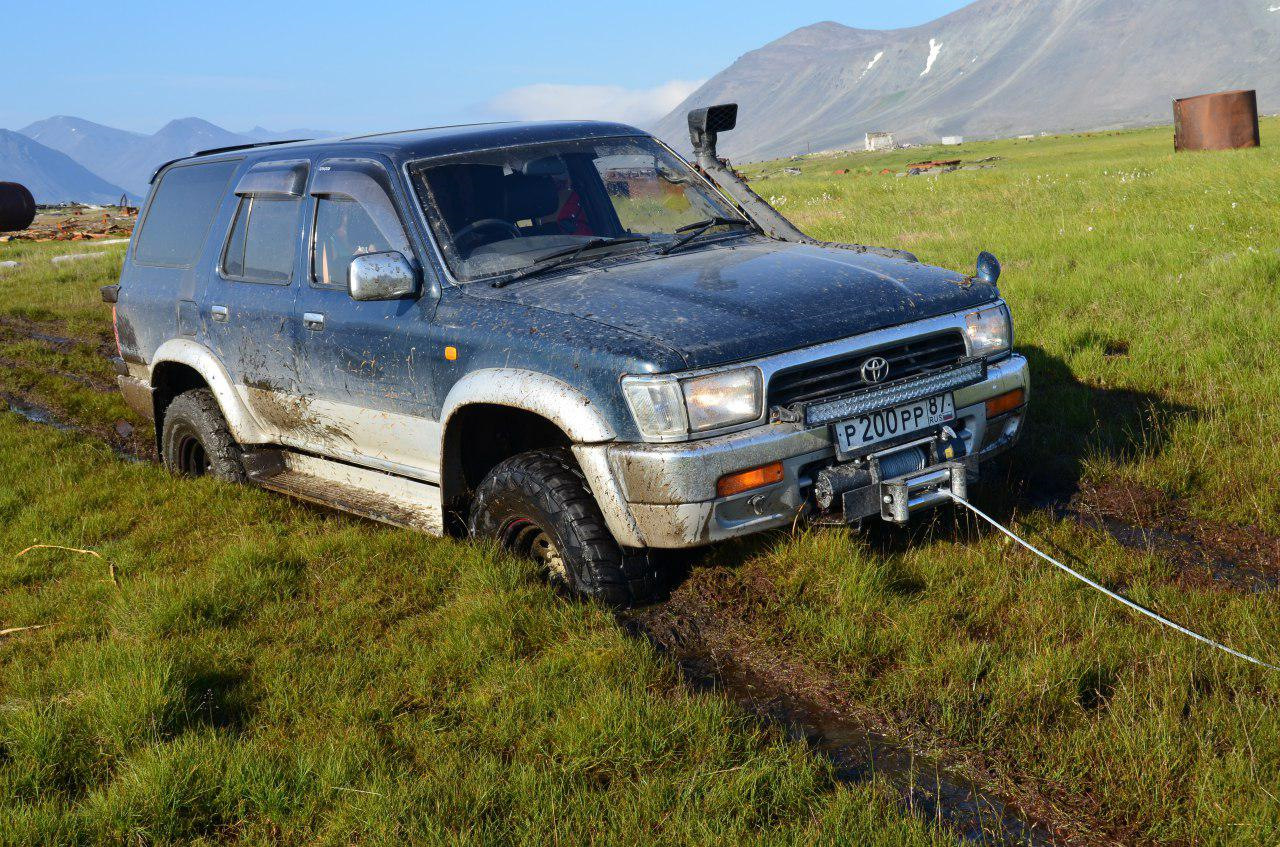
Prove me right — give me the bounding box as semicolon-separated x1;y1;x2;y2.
160;388;247;483
468;448;659;607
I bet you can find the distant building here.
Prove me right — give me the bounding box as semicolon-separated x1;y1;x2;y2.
864;132;895;152
940;135;964;146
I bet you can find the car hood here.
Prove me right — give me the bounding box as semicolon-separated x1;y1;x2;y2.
477;239;999;369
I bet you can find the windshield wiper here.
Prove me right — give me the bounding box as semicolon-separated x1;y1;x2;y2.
659;217;754;256
491;236;650;288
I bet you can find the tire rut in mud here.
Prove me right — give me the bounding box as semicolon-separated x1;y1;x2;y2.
620;563;1141;847
622;609;1063;845
3;392;147;462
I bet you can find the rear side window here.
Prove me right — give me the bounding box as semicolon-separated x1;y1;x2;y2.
134;161;239;267
222;196;304;284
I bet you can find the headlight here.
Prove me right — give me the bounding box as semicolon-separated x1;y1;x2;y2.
682;368;762;432
623;367;762;439
965;304;1012;357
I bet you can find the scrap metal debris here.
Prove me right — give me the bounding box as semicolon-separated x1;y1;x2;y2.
0;206;135;242
896;156;1003;177
1174;89;1260;152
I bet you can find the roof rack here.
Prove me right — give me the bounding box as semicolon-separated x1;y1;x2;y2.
148;138;310;185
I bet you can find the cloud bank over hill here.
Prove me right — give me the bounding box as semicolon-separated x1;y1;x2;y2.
487;79;705;128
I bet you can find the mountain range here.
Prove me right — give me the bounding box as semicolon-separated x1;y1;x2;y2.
654;0;1280;161
0;130;131;206
7;0;1280;200
1;117;334;206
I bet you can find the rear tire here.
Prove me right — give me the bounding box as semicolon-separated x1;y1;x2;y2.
160;388;247;483
468;448;659;607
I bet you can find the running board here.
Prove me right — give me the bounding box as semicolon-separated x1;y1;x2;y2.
246;449;444;535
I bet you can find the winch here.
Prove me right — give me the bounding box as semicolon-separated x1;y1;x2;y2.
813;427;971;525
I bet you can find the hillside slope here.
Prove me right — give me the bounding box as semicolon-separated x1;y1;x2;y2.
654;0;1280;160
0;130;132;205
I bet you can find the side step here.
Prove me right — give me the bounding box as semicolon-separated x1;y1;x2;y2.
246;450;444;535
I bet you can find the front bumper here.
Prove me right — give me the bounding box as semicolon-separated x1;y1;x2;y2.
581;353;1028;549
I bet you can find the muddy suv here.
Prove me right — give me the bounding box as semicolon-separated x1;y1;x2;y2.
105;104;1027;605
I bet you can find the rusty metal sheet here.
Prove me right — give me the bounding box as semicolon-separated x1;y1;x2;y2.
1173;89;1260;152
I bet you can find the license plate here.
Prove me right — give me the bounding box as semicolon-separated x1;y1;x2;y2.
832;393;954;456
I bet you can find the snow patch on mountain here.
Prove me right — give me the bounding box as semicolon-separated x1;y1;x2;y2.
859;51;885;81
921;39;943;77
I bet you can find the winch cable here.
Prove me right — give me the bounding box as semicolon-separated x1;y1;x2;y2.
945;491;1280;672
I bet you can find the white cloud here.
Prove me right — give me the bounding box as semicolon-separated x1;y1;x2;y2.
486;79;705;127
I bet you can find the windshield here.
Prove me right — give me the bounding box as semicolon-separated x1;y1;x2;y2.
408;136;745;281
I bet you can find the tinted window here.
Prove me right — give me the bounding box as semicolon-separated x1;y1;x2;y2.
312;197;397;288
134;161;238;266
222;196;303;284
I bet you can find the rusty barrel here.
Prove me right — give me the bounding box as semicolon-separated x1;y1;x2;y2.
0;182;36;232
1173;89;1260;151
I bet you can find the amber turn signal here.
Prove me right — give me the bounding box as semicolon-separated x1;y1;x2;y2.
716;461;784;498
985;388;1025;419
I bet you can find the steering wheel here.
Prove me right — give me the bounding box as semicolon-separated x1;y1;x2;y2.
454;218;520;255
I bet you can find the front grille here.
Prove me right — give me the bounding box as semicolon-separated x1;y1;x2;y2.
769;330;967;407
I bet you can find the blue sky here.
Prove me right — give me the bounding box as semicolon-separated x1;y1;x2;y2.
4;0;970;134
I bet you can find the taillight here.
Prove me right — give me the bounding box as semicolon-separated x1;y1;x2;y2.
111;306;122;358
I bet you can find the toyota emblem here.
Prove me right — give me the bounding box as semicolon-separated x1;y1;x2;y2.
860;356;890;384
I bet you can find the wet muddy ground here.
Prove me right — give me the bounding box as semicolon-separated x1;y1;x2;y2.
0;315;153;460
1062;481;1280;593
624;556;1140;847
621;605;1062;845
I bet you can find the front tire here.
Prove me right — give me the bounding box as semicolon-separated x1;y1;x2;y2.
160;388;247;482
468;448;658;607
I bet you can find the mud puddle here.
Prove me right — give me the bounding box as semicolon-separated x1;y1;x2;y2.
1005;472;1279;593
0;316;81;351
1054;481;1280;593
4;393;145;462
622;607;1063;846
6;394;79;434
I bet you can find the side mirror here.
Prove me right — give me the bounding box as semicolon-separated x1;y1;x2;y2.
348;251;419;301
687;103;738;158
976;251;1001;286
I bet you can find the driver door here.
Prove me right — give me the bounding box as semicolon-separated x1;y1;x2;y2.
287;157;442;474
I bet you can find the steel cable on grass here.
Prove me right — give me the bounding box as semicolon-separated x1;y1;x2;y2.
946;491;1280;672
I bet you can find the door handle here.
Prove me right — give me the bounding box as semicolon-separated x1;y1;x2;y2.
211;305;229;323
303;312;325;331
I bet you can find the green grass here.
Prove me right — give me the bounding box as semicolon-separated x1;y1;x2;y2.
4;119;1280;843
0;416;955;845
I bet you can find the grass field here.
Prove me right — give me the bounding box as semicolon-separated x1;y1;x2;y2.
3;119;1280;844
